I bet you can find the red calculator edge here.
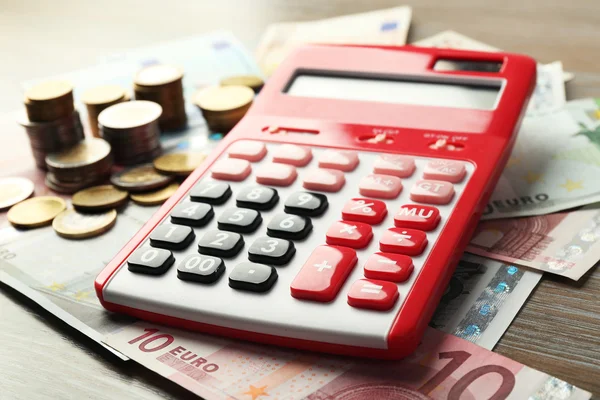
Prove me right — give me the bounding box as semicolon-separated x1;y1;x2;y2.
95;44;536;359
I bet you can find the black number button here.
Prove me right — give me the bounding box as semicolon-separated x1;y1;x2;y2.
229;262;278;292
127;247;174;275
284;192;328;217
248;236;295;266
149;224;195;250
177;254;225;283
236;186;279;210
218;208;262;233
170;202;214;227
198;230;244;257
267;213;312;240
190;181;231;205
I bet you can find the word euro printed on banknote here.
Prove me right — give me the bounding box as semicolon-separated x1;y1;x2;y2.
104;322;591;400
468;206;600;280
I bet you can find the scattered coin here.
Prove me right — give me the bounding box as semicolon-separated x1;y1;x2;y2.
0;177;35;210
52;208;117;239
7;196;66;229
192;85;254;133
110;164;174;192
153;152;206;176
220;74;264;93
72;185;129;212
130;182;180;206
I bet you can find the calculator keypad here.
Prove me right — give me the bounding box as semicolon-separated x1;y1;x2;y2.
217;208;262;233
290;245;357;302
284;192;328;217
170;202;214;227
198;230;244;257
177;254;225;283
127;247;174;275
190;181;232;204
229;262;278;292
267;213;312;240
113;141;473;347
248;236;295;266
150;224;195;250
236;186;279;210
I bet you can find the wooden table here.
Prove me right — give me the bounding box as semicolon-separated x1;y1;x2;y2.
1;0;599;398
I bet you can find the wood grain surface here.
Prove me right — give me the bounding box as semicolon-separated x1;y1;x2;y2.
1;0;599;398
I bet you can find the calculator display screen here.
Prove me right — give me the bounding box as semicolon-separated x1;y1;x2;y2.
285;72;501;110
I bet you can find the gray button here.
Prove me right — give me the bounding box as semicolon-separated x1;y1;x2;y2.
149;224;195;250
229;262;278;292
127;247;174;275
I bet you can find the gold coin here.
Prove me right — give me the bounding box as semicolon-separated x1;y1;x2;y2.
153;152;206;176
97;100;162;130
130;182;180;206
81;85;127;105
45;138;111;169
72;185;128;212
53;208;117;239
110;164;174;192
0;177;35;210
220;75;264;92
192;85;254;112
134;64;183;87
7;196;66;229
25;80;73;102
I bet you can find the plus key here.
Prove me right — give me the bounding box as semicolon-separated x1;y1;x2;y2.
290;245;357;302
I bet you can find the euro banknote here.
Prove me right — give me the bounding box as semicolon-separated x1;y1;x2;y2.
104;322;591;399
255;6;412;76
467;206;600;280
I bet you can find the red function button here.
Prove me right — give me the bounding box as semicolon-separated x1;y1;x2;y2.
347;279;399;311
380;227;428;256
342;198;387;224
227;140;267;162
290;245;357;302
394;204;441;231
423;160;466;183
211;158;251;181
364;252;414;282
303;168;345;192
318;150;359;172
410;180;455;205
373;155;416;178
255;163;297;186
326;220;373;249
359;174;402;199
272;144;313;166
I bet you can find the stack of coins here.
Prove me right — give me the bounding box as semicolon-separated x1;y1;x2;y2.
19;81;84;169
45;138;113;193
192;85;254;133
82;85;128;138
98;100;163;165
133;64;187;131
220;74;264;93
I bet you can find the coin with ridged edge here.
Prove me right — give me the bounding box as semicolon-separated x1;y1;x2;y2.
110;164;174;192
53;208;117;239
130;182;180;206
153;152;206;176
7;196;66;229
72;185;129;212
192;85;254;112
134;64;183;87
0;177;35;210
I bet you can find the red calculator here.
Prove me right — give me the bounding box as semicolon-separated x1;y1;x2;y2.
96;45;536;359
